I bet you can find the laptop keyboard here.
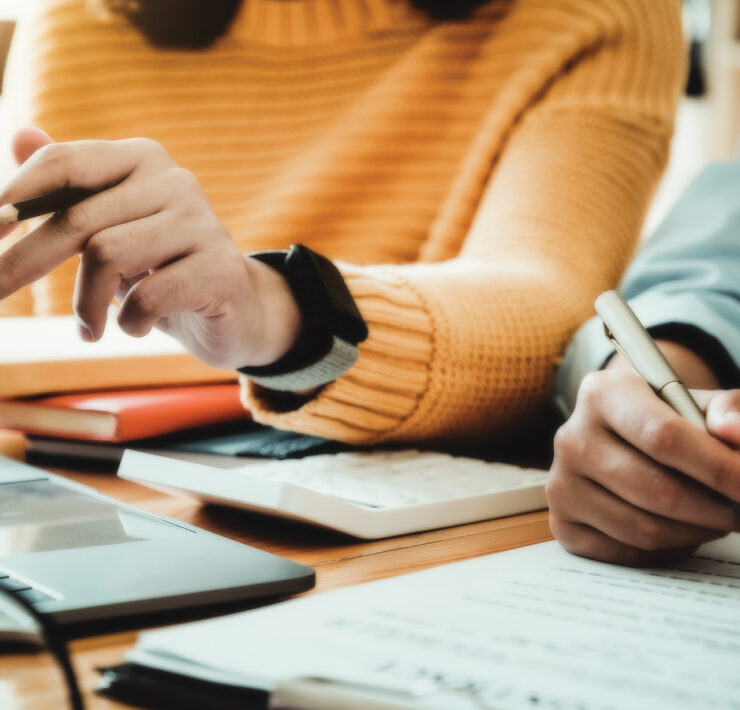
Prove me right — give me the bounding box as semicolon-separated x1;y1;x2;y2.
0;572;54;605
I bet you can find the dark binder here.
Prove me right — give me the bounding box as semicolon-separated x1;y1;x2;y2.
97;662;269;710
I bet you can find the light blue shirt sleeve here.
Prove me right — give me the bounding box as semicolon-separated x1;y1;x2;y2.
554;159;740;417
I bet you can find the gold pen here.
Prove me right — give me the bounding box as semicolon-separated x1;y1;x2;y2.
595;290;706;431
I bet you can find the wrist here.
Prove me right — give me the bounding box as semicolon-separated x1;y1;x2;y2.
238;245;367;392
605;340;721;390
243;255;303;367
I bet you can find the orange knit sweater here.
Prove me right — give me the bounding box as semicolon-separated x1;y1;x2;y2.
1;0;683;444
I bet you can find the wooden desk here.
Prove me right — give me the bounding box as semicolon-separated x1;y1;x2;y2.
0;431;553;709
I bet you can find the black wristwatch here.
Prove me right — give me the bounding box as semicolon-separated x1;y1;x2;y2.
238;244;368;391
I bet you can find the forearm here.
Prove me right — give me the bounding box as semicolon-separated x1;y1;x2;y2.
244;259;616;445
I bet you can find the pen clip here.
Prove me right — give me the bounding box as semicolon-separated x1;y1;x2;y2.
596;290;683;393
602;324;639;375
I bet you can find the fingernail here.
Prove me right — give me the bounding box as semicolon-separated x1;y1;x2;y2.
78;323;94;342
720;410;740;426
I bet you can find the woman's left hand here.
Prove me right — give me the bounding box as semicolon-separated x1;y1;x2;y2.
0;127;302;370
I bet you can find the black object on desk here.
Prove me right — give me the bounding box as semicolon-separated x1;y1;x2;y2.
26;422;353;471
97;662;269;710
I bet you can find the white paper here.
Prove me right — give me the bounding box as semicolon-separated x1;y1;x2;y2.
131;536;740;710
0;311;186;363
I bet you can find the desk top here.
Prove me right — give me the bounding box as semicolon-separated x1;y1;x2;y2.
0;431;553;709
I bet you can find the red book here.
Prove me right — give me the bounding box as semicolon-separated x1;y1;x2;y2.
0;384;250;442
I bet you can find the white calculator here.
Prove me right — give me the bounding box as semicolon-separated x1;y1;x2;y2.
118;449;548;539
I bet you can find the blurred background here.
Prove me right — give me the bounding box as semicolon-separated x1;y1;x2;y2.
646;0;740;234
0;0;737;237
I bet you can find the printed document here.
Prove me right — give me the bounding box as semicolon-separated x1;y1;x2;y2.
130;536;740;710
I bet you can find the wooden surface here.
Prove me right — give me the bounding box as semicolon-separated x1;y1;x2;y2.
0;431;553;709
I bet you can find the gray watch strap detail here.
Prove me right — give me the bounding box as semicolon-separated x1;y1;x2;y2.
244;335;359;391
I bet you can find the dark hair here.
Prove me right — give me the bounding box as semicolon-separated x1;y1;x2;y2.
410;0;488;20
104;0;488;49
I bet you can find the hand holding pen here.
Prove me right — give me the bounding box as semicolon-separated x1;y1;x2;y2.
0;127;303;371
547;291;740;566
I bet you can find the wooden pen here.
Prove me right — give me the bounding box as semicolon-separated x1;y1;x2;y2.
0;186;97;224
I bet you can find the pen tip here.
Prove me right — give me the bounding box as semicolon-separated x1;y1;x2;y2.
0;203;19;224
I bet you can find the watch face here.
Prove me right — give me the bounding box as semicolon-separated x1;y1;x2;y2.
287;245;368;344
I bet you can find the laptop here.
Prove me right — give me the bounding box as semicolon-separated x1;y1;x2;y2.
0;455;315;635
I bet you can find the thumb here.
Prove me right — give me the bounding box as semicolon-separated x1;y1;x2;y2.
705;390;740;448
12;126;54;165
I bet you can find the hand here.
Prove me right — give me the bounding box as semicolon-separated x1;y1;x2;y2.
548;366;740;566
0;128;302;370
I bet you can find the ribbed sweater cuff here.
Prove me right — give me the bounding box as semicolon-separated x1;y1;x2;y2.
240;263;434;443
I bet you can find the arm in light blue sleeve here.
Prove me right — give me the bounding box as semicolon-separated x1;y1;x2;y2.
554;159;740;417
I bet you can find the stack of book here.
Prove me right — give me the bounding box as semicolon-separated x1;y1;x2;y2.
0;315;254;468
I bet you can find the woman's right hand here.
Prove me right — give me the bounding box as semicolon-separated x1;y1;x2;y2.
0;127;303;372
547;368;740;566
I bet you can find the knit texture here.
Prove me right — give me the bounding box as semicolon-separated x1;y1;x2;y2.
1;0;683;443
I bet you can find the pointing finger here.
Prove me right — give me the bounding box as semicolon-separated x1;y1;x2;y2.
74;212;196;340
11;126;54;165
0;176;167;300
0;137;171;208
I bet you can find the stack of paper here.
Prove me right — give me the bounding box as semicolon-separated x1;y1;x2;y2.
0;315;247;454
0;314;234;398
126;536;740;709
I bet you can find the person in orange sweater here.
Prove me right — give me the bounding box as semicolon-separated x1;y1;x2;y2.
0;0;683;445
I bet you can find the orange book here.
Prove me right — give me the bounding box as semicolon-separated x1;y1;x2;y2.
0;384;250;442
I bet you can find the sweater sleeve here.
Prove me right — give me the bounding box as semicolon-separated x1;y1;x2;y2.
554;160;740;416
243;0;684;445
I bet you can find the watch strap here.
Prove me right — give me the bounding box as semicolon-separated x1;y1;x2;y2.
238;245;367;391
245;334;359;390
